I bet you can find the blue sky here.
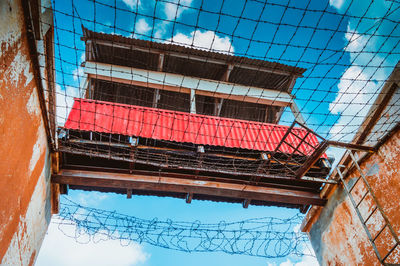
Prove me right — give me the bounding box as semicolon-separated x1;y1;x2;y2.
36;0;400;265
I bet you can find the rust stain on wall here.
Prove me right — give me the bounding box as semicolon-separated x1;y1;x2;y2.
0;0;51;264
306;128;400;265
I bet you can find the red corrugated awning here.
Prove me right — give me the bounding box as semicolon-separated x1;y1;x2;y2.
65;99;323;156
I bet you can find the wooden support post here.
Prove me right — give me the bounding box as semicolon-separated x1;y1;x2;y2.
158;53;164;72
190;89;196;114
153;89;161;108
186;193;193;204
195;145;205;175
222;64;234;82
243;152;270;205
214;98;224;117
256;152;269;174
60;184;69;195
153;54;165;108
127;189;132;199
86;40;92;61
129;137;138;173
50;183;60;214
50;152;60;214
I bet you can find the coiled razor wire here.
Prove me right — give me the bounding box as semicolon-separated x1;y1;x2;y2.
53;197;313;258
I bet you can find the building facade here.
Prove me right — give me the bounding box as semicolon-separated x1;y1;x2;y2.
0;0;56;264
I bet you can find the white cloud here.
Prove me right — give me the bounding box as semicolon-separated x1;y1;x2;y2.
329;0;345;10
56;84;80;126
170;30;234;54
329;65;377;115
36;220;149;266
278;255;319;266
343;28;369;53
80;52;85;63
153;21;169;40
268;225;319;266
152;0;192;39
72;67;84;82
74;191;110;207
72;52;85;83
328;24;389;141
266;244;318;266
164;0;193;20
135;18;151;35
122;0;141;10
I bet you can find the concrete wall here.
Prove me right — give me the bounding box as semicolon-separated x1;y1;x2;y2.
303;128;400;265
0;0;53;265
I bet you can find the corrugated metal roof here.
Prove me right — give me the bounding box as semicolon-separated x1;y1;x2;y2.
65;98;322;156
81;27;306;76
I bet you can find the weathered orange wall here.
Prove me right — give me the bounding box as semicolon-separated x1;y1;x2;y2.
305;128;400;265
0;0;52;265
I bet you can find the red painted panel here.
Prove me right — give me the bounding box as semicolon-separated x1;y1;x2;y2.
65;98;323;155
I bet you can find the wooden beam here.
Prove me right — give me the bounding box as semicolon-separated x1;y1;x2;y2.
68;139;132;148
295;141;329;179
85;61;293;107
52;169;327;206
326;141;375;152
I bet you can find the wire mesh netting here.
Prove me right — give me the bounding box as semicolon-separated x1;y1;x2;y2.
33;0;400;260
38;0;400;177
54;197;312;258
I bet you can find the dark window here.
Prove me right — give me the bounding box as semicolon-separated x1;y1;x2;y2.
158;90;190;112
93;79;154;107
220;99;267;122
196;95;217;116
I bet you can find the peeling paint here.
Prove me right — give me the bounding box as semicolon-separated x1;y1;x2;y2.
2;156;51;265
0;0;52;265
0;1;20;53
366;163;380;177
29;121;46;174
26;89;41;116
307;127;400;265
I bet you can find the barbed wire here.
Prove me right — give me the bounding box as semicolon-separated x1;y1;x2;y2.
53;197;312;258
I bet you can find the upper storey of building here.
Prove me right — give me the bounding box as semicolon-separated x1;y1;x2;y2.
80;26;306;124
